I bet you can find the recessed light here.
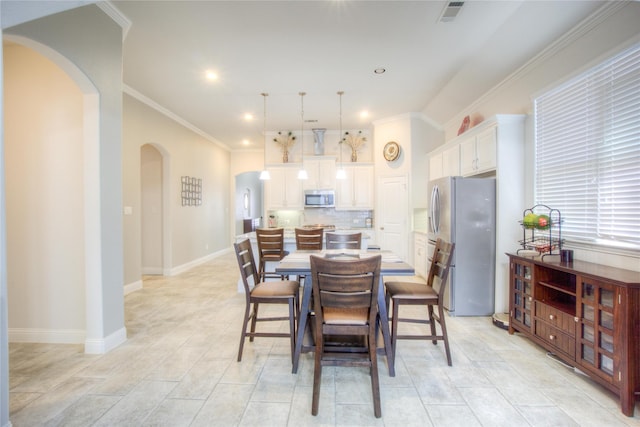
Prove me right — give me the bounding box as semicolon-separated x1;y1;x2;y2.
360;111;370;119
242;139;250;146
374;68;386;74
244;113;254;121
205;70;218;80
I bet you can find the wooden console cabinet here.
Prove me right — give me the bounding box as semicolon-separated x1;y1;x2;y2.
507;253;640;416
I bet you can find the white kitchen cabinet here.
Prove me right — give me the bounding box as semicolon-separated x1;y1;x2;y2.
335;164;374;210
264;165;303;210
413;232;428;279
302;157;336;190
429;152;443;181
460;126;496;176
442;144;460;177
429;144;459;180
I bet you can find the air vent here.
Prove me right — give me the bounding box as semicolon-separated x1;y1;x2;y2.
439;1;464;22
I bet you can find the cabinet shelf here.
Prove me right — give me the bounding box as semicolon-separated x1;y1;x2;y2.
538;280;576;296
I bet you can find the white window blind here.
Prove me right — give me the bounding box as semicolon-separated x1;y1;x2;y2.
534;42;640;250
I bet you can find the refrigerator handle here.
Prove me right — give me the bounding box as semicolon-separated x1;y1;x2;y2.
430;185;440;235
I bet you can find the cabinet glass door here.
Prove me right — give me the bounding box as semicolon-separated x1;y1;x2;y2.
578;279;617;380
510;261;533;331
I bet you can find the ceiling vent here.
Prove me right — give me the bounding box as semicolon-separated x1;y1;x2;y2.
439;1;464;23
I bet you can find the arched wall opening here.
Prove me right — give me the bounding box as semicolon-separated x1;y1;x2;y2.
3;36;103;351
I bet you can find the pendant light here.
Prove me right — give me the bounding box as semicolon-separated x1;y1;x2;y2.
336;91;347;180
297;91;308;180
259;92;271;180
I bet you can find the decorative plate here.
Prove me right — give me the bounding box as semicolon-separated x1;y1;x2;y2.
383;141;401;162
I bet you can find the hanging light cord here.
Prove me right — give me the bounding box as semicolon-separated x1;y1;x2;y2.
300;91;306;156
338;91;343;167
259;92;270;180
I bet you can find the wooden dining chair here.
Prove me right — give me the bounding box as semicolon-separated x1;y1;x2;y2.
294;227;324;250
384;238;455;366
234;239;300;363
255;227;289;281
294;227;324;286
309;254;382;418
325;232;361;250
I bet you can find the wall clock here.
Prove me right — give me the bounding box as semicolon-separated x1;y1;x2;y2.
383;141;401;162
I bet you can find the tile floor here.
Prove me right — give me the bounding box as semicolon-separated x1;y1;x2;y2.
8;250;640;426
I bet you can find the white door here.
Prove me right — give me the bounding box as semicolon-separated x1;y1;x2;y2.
377;175;408;261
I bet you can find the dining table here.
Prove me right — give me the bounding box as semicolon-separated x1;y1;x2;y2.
276;249;415;377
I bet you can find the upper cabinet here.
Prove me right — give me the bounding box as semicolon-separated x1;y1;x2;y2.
335;164;374;210
429;143;460;181
264;165;303;210
460;126;497;176
302;157;336;191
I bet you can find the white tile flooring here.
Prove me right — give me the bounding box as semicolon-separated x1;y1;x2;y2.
8;250;640;426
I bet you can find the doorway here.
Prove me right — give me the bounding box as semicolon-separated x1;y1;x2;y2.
235;172;262;235
140;144;164;274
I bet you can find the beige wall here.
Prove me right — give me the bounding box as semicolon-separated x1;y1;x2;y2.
4;43;86;337
122;94;231;286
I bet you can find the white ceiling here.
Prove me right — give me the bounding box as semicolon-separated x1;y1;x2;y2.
98;2;607;149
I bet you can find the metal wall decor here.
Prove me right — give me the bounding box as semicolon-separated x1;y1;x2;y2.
181;176;202;206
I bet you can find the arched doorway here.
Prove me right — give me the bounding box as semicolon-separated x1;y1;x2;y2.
140;143;170;275
3;37;103;351
235;171;262;235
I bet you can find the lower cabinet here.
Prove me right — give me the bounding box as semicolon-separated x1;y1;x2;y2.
508;253;640;417
413;232;428;279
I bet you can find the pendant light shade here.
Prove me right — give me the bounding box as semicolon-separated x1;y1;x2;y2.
259;92;271;180
336;90;346;180
297;91;308;180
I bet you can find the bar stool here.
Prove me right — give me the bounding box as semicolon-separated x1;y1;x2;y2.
256;228;289;281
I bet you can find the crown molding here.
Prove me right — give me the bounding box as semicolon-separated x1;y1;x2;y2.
123;84;230;152
445;1;629;132
96;1;131;40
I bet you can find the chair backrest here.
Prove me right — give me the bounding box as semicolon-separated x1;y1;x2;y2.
325;232;362;250
234;239;259;295
256;227;286;259
426;238;455;300
295;227;324;251
309;254;381;334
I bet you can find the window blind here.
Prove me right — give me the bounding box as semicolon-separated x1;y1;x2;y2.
534;42;640;249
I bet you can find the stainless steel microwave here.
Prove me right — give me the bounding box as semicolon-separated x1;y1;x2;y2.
304;190;335;208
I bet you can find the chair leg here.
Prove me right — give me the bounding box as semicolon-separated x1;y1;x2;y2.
289;299;296;365
391;299;400;363
311;339;323;415
237;303;251;362
438;304;452;366
428;305;437;345
369;331;382;418
249;303;259;342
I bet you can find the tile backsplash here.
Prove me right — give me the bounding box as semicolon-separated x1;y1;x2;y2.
267;208;374;229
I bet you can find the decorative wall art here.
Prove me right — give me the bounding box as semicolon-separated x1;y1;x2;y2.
181;176;202;206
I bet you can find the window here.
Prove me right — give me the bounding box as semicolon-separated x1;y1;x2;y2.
534;42;640;250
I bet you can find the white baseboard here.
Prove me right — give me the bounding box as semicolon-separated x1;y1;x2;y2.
124;279;143;295
84;326;127;354
8;326;127;355
169;247;232;276
141;266;163;275
8;327;85;344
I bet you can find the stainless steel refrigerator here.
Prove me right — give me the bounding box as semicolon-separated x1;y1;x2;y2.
428;176;496;316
